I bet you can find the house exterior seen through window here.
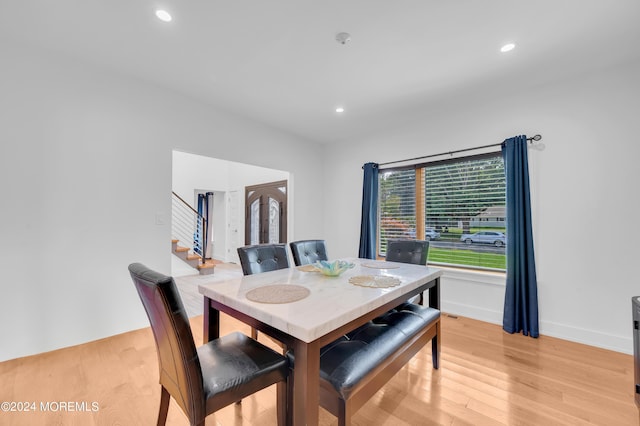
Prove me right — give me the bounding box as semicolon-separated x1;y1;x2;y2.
378;152;506;271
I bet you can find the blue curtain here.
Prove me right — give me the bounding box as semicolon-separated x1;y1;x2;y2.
358;162;379;259
502;135;539;337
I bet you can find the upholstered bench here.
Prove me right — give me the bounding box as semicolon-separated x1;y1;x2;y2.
293;302;440;426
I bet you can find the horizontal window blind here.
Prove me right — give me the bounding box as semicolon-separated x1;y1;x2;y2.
425;155;505;270
378;154;506;271
378;169;415;255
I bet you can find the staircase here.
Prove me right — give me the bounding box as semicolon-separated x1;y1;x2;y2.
172;239;215;275
171;191;215;276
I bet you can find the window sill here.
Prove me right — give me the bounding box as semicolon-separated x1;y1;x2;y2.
433;265;506;287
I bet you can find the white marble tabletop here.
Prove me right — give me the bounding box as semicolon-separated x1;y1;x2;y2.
198;258;442;343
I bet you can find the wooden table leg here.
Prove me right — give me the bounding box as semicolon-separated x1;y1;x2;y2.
203;297;219;344
429;278;441;369
291;339;320;426
428;277;440;310
433;320;441;369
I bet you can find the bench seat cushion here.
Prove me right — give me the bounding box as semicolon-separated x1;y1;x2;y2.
378;302;441;324
320;303;439;399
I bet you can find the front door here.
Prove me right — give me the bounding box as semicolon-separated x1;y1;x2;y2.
245;180;287;245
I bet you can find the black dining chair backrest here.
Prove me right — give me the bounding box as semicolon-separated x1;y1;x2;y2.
236;244;290;342
289;240;328;266
237;244;289;275
385;239;429;265
128;263;289;426
384;239;430;306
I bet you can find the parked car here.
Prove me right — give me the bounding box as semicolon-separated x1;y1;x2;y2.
460;231;506;247
425;227;441;241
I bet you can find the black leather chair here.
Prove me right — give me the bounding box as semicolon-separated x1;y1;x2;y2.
385;239;429;265
237;244;290;340
128;263;289;426
289;240;328;266
385;239;429;304
237;244;289;276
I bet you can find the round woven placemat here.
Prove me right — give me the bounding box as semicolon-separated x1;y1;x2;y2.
349;275;401;288
297;264;319;272
245;285;310;304
361;261;400;269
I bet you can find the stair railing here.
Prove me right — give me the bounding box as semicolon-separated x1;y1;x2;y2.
171;191;207;265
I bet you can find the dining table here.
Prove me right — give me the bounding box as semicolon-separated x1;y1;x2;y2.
199;258;442;426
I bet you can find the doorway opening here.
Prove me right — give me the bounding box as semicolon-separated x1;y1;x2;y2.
171;150;291;276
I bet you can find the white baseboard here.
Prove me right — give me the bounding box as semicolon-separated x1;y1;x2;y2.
442;300;633;355
442;300;503;325
540;320;632;355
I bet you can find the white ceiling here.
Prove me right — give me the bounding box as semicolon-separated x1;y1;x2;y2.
1;1;639;144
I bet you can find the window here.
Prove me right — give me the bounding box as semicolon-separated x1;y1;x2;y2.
378;153;506;271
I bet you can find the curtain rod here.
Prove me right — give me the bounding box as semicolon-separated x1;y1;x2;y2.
377;134;542;167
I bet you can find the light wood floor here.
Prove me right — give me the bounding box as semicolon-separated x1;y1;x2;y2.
1;313;637;425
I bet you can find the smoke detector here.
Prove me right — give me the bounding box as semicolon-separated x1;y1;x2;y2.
336;32;351;45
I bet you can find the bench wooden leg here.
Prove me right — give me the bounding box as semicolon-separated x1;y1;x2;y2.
338;400;353;426
432;321;441;369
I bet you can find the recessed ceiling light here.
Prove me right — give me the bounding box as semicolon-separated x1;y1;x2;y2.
500;43;516;53
155;10;172;22
335;107;345;113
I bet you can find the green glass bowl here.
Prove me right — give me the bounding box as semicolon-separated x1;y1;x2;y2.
314;260;355;277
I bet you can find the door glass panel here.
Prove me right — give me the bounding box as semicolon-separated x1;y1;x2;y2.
250;199;260;245
268;197;280;244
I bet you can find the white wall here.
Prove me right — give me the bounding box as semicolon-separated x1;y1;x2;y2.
0;39;324;362
172;151;231;196
324;58;640;354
